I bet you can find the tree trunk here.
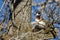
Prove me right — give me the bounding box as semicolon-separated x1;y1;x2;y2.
3;0;58;40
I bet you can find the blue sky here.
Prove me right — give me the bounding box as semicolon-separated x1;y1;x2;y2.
32;0;47;3
0;0;10;27
0;0;4;22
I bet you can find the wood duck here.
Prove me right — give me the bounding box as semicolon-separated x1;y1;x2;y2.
35;11;46;26
32;11;57;38
32;11;47;32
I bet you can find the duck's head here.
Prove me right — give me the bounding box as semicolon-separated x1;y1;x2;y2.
35;11;41;22
36;11;41;19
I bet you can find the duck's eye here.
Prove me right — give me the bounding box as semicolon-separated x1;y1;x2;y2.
38;12;40;14
36;11;41;14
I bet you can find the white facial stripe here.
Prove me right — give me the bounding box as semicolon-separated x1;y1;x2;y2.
36;13;39;15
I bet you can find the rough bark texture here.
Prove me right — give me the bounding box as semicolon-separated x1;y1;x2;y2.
2;0;58;40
